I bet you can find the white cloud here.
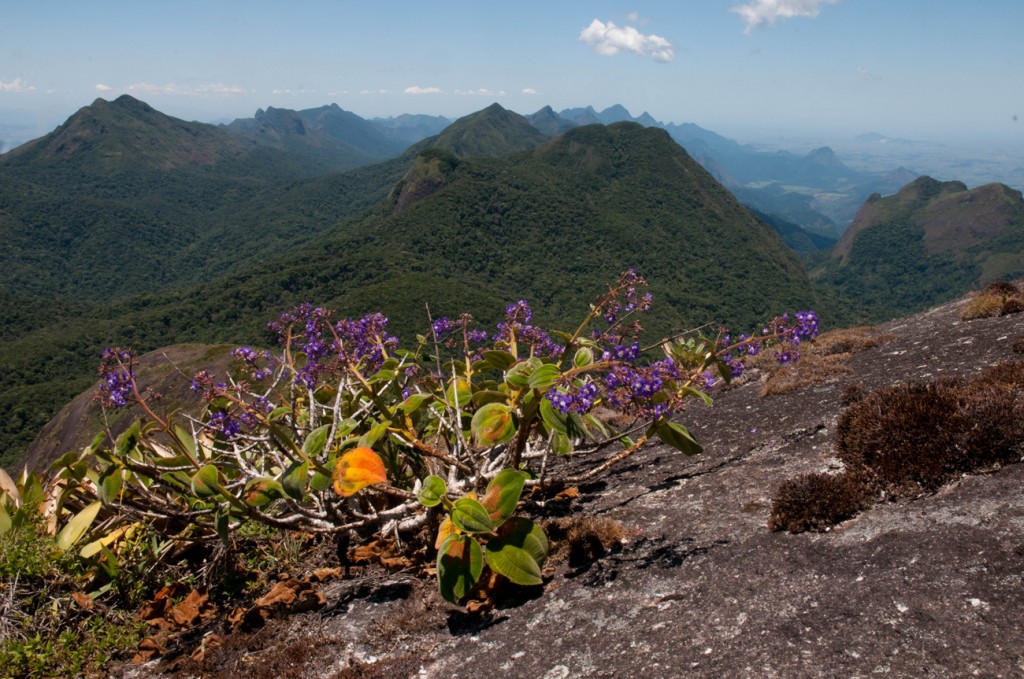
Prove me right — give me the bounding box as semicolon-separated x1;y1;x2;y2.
0;77;35;93
856;66;881;81
455;88;506;96
271;87;316;95
404;86;442;95
625;11;640;22
94;83;113;92
522;88;540;95
360;89;389;95
123;82;251;96
579;19;675;63
730;0;840;33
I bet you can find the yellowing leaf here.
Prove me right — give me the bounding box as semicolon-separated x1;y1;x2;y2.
332;447;387;497
435;516;456;549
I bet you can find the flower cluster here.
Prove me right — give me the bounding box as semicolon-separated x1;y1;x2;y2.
547;382;600;414
712;310;821;381
94;347;136;409
268;304;399;387
232;346;275;381
335;312;398;374
493;300;563;358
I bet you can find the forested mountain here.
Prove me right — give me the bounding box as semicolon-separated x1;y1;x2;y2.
811;176;1024;319
0;96;407;300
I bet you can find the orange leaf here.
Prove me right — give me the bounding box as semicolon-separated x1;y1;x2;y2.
332;447;387;497
435;516;456;549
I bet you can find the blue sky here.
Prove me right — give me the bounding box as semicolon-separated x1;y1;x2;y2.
2;0;1022;143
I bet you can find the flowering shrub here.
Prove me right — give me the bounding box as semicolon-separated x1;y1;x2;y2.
89;271;817;604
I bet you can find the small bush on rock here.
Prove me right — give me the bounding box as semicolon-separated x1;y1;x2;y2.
962;281;1024;320
835;379;970;493
768;471;869;533
836;369;1023;496
1012;333;1024;355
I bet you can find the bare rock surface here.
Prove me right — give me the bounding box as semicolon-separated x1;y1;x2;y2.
122;296;1024;678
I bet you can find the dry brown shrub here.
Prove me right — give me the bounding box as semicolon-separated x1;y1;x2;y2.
750;326;890;398
810;326;889;356
836;378;970;493
963;281;1024;320
1011;333;1024;354
982;280;1021;296
835;372;1023;496
546;516;625;568
975;360;1024;388
1002;297;1024;315
840;383;867;406
961;295;1004;320
760;353;854;396
768;471;869;533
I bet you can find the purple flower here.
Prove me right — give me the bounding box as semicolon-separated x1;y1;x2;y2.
94;347;136;409
208;412;241;439
432;317;456;339
546;389;575;414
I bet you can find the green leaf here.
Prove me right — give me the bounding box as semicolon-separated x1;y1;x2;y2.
369;368;397;384
539;398;568;436
243;478;285;508
550;330;574;343
437;534;483;604
445;378;472;408
55;501;102;552
484;517;548;586
400;392;433;414
551;431;573;456
450;497;494;534
471;389;508;407
19;473;44;512
114;420;141;458
573;347;595;368
86;430;107;455
191;464;222;498
505;357;542;389
583;413;612;439
97;467;123;505
681;385;714;407
470;403;517;448
173;425;197;460
358;421;390;449
480;469;527;525
656;421;703;456
280;460;309;500
269;406;290;421
418;475;447;507
0;502;11;536
303;424;332;457
309;455;337;492
528;364;562;392
215;506;230;547
479;350;517;372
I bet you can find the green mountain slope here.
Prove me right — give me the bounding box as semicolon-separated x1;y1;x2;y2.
0;96;408;300
224;103;406;172
812;176;1024;319
407;103;549;158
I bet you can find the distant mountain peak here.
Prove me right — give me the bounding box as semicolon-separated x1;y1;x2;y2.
412;103;548;159
1;95;242;169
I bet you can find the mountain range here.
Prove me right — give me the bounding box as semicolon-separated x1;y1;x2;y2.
1;95;1023;470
